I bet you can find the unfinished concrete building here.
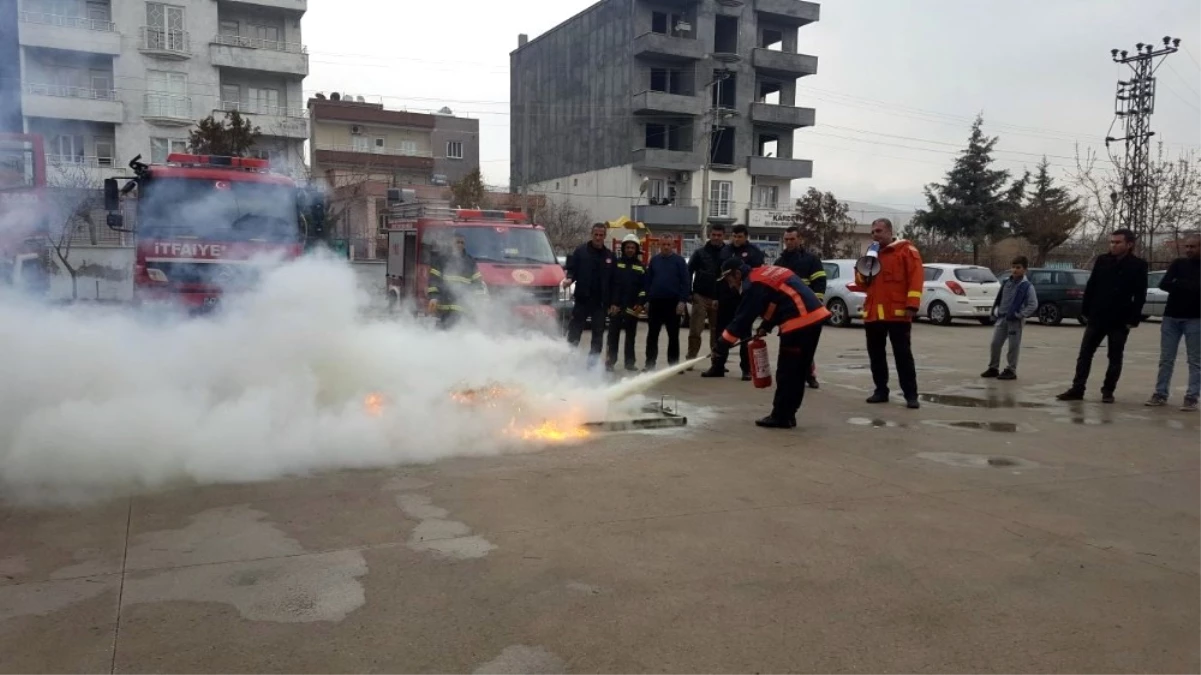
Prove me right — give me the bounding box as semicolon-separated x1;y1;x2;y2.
511;0;818;240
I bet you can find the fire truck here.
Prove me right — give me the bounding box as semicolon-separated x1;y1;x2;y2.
104;153;328;310
0;133;50;293
383;192;566;324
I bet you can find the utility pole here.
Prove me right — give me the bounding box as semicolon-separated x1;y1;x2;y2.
699;69;731;240
1106;36;1181;250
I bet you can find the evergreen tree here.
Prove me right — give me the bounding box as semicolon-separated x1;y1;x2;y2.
793;187;856;258
188;110;261;157
1013;157;1085;265
911;114;1022;263
449;169;487;209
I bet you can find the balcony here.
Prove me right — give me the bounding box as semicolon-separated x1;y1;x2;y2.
751;48;818;78
220;0;308;12
217;101;308;139
748;155;813;179
139;27;191;59
46;155;120;187
18;11;121;55
750;102;815;128
143;93;193;125
632;148;698;172
754;0;820;27
313;145;434;171
210;34;309;76
22;83;123;124
632;203;699;227
632;31;705;62
631;90;703;117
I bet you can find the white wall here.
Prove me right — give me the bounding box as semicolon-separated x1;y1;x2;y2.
528;164;641;225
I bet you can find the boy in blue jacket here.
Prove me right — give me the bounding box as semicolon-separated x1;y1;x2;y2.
644;236;691;369
982;256;1039;380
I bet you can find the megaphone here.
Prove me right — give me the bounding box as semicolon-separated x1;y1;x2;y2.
855;242;882;283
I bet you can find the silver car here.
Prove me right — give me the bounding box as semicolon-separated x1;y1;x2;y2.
1144;271;1167;319
822;259;868;327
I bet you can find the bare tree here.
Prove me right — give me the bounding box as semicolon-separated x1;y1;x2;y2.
43;163;105;301
530;196;591;254
1070;142;1201;264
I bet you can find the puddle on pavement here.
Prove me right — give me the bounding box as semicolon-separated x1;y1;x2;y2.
915;451;1038;470
923;420;1020;433
848;417;907;429
919;393;1047;409
1053;417;1113;426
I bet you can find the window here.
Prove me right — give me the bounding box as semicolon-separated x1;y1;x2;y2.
248;22;281;45
446;140;463;159
752;185;778;209
53;134;85;162
145;3;186;51
86;1;111;23
95;139;114;167
351;135;370;153
399;140;418;156
710;180;732;218
147;70;188;117
248;87;279;113
646;178;666;203
150;137;187;163
219;19;239;36
373;137;386;153
220;84;240;108
823;263;840;280
90;70;112;99
923;267;943;281
953;267;998;283
712;70;735;108
710;126;735;165
714;15;738;53
649;67;688;95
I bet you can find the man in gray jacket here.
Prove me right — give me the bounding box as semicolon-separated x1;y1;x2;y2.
982;256;1039;380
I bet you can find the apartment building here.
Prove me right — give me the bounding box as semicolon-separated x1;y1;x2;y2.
12;0;308;187
308;95;481;259
511;0;819;240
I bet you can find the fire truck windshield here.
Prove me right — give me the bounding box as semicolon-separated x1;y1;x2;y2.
447;226;556;265
138;177;298;241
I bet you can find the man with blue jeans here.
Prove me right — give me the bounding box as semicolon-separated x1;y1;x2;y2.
1146;234;1200;411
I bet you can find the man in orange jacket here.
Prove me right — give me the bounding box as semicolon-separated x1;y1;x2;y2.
854;218;925;409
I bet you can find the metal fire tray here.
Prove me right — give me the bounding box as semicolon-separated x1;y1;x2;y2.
581;396;688;432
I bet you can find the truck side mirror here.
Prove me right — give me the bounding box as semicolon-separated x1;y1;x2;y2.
104;178;120;211
106;213;126;231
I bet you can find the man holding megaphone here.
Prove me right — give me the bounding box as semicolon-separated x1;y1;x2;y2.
854;218;926;409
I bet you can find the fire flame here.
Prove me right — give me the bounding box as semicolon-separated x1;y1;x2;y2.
364;393;385;417
507;419;591;443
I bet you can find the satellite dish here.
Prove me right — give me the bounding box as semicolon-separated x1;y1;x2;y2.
330;92;341;101
314;92;326;100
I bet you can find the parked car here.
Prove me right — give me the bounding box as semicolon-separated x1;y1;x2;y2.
1144;270;1167;320
821;259;867;327
919;264;1000;325
996;267;1089;325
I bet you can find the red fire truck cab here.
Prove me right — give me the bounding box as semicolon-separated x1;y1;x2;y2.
104;153;327;311
384;200;566;324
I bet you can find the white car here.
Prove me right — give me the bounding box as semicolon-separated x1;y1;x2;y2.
821;259;868;328
920;263;1000;325
1144;270;1167;319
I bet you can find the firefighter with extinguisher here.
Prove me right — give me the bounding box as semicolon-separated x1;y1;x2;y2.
714;257;831;428
427;231;485;329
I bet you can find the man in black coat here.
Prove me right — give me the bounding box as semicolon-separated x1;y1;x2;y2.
605;235;646;371
564;223;616;364
1058;228;1149;403
703;224;764;380
775;226;827;388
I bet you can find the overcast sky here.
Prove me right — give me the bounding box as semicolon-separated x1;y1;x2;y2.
302;0;1201;210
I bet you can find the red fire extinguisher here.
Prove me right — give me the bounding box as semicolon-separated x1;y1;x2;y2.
748;338;773;389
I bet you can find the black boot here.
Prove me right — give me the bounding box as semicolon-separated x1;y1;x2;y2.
866;391;889;404
755;415;796;428
806;375;820;389
700;367;725;378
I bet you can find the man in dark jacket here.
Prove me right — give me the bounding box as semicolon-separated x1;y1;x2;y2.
564;223;615;363
775;226;827;388
427;232;484;330
686;223;730;360
644;235;690;369
704;224;765;379
1146;233;1200;411
715;259;831;428
606;235;646;372
1058;228;1149;403
686;224;729;361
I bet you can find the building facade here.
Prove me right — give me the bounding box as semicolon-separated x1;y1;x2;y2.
511;0;819;240
307;96;481;259
12;0;309;187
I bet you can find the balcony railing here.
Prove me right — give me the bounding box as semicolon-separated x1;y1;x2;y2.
139;26;190;56
24;82;116;101
219;100;307;118
212;33;306;54
314;144;433;158
144;92;192;120
48;154;117;168
19;11;116;32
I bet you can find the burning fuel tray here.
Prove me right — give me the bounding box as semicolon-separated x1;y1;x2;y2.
581;396;688;432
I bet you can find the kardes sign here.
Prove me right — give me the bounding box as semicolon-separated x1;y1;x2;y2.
747;209;802;229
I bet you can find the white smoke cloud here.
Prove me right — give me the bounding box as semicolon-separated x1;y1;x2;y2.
0;252;619;507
